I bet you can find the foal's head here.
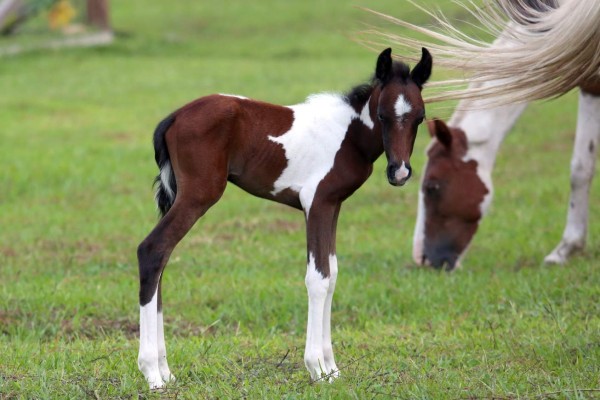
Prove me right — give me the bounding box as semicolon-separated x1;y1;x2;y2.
414;119;489;270
374;47;432;186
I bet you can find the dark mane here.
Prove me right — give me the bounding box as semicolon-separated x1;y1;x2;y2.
344;83;373;111
389;61;411;83
344;61;411;111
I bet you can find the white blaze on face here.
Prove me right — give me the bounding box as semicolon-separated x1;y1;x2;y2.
394;94;412;120
269;94;358;216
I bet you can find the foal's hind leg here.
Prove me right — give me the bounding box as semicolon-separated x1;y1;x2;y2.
545;91;600;264
137;174;227;389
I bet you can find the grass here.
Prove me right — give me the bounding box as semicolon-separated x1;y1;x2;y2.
1;0;599;398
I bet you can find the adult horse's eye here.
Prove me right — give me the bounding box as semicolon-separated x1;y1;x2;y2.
416;116;424;125
377;114;386;122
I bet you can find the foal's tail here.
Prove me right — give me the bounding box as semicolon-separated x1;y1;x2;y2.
153;114;177;217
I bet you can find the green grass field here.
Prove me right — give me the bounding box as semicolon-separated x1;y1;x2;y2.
1;1;599;398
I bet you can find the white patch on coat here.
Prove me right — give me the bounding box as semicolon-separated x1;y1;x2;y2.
359;98;374;129
412;190;426;264
394;94;412;118
218;93;248;99
269;94;358;216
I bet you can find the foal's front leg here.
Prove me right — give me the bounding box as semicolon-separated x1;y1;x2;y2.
302;199;340;382
545;91;600;264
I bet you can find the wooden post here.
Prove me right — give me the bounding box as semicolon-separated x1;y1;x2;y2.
86;0;110;31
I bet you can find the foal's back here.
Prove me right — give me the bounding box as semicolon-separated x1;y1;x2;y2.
165;93;360;208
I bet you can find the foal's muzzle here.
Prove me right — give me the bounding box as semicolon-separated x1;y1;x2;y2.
387;161;412;186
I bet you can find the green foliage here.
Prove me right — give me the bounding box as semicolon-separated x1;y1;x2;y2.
1;0;599;398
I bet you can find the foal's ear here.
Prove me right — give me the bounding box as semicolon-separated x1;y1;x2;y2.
428;118;452;148
375;48;393;84
411;47;432;89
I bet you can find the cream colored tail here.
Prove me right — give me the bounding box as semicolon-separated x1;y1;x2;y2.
362;0;600;107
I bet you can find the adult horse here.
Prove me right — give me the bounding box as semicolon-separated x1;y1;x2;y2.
364;0;600;269
137;48;432;389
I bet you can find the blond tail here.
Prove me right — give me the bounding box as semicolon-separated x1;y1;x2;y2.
360;0;600;107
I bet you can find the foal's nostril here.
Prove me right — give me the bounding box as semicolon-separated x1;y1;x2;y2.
387;162;399;182
404;164;412;180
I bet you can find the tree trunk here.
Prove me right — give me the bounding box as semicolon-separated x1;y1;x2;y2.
86;0;110;31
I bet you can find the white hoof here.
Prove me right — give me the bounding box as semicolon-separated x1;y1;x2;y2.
146;374;165;390
159;366;176;383
305;358;340;383
544;251;567;265
544;240;584;265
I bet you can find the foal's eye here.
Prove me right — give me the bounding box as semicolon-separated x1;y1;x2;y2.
416;116;424;125
377;114;386;122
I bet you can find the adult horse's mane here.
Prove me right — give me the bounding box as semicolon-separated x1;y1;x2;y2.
360;0;600;107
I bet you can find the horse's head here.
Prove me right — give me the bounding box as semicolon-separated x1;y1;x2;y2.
413;118;490;270
374;47;432;186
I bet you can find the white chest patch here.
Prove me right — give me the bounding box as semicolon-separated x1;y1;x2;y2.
269;94;358;215
394;94;412;118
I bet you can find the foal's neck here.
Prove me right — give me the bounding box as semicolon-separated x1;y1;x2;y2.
343;84;384;163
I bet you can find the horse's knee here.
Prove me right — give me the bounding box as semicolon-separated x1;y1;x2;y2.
570;159;594;188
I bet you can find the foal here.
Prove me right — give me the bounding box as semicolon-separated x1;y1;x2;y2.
137;48;432;389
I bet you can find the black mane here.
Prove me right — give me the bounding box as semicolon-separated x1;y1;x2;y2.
344;61;411;111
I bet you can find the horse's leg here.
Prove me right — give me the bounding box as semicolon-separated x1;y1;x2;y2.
545;91;600;264
137;167;228;389
156;281;173;383
321;204;341;380
302;195;340;382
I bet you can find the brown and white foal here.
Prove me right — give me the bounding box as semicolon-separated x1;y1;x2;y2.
137;48;431;389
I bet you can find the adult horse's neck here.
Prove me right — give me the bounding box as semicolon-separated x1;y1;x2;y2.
450;97;528;174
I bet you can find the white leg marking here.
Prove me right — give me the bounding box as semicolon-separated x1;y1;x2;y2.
304;253;330;382
138;289;164;389
545;91;600;264
322;254;339;380
157;309;175;383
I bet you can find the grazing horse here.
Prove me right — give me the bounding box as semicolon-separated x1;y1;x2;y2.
415;80;600;270
364;0;600;269
137;47;432;389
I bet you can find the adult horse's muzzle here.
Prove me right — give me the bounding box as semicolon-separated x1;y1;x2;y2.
387;161;412;186
421;237;461;271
